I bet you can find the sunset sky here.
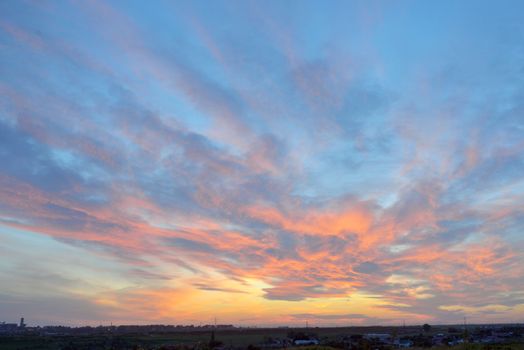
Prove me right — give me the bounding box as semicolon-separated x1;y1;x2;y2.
1;0;524;327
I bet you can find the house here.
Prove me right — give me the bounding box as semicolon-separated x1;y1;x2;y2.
364;333;392;344
394;339;413;348
293;339;319;346
432;333;446;346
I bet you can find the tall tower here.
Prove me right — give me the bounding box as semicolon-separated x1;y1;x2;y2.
19;317;25;328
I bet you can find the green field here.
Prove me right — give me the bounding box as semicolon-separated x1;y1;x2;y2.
0;327;523;350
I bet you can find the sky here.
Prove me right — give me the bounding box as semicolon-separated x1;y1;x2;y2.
1;0;524;327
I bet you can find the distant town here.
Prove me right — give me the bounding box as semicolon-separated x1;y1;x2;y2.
1;317;523;350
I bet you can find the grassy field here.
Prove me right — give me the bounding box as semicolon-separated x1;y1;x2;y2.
0;327;522;350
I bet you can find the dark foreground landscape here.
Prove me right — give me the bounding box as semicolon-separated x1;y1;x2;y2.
1;324;523;350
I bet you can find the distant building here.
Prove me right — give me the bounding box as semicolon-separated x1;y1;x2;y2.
364;333;392;343
19;317;25;328
0;322;19;333
432;333;446;346
394;339;414;348
293;339;319;346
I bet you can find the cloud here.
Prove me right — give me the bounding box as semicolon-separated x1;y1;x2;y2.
289;313;368;320
193;283;248;294
1;0;524;325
